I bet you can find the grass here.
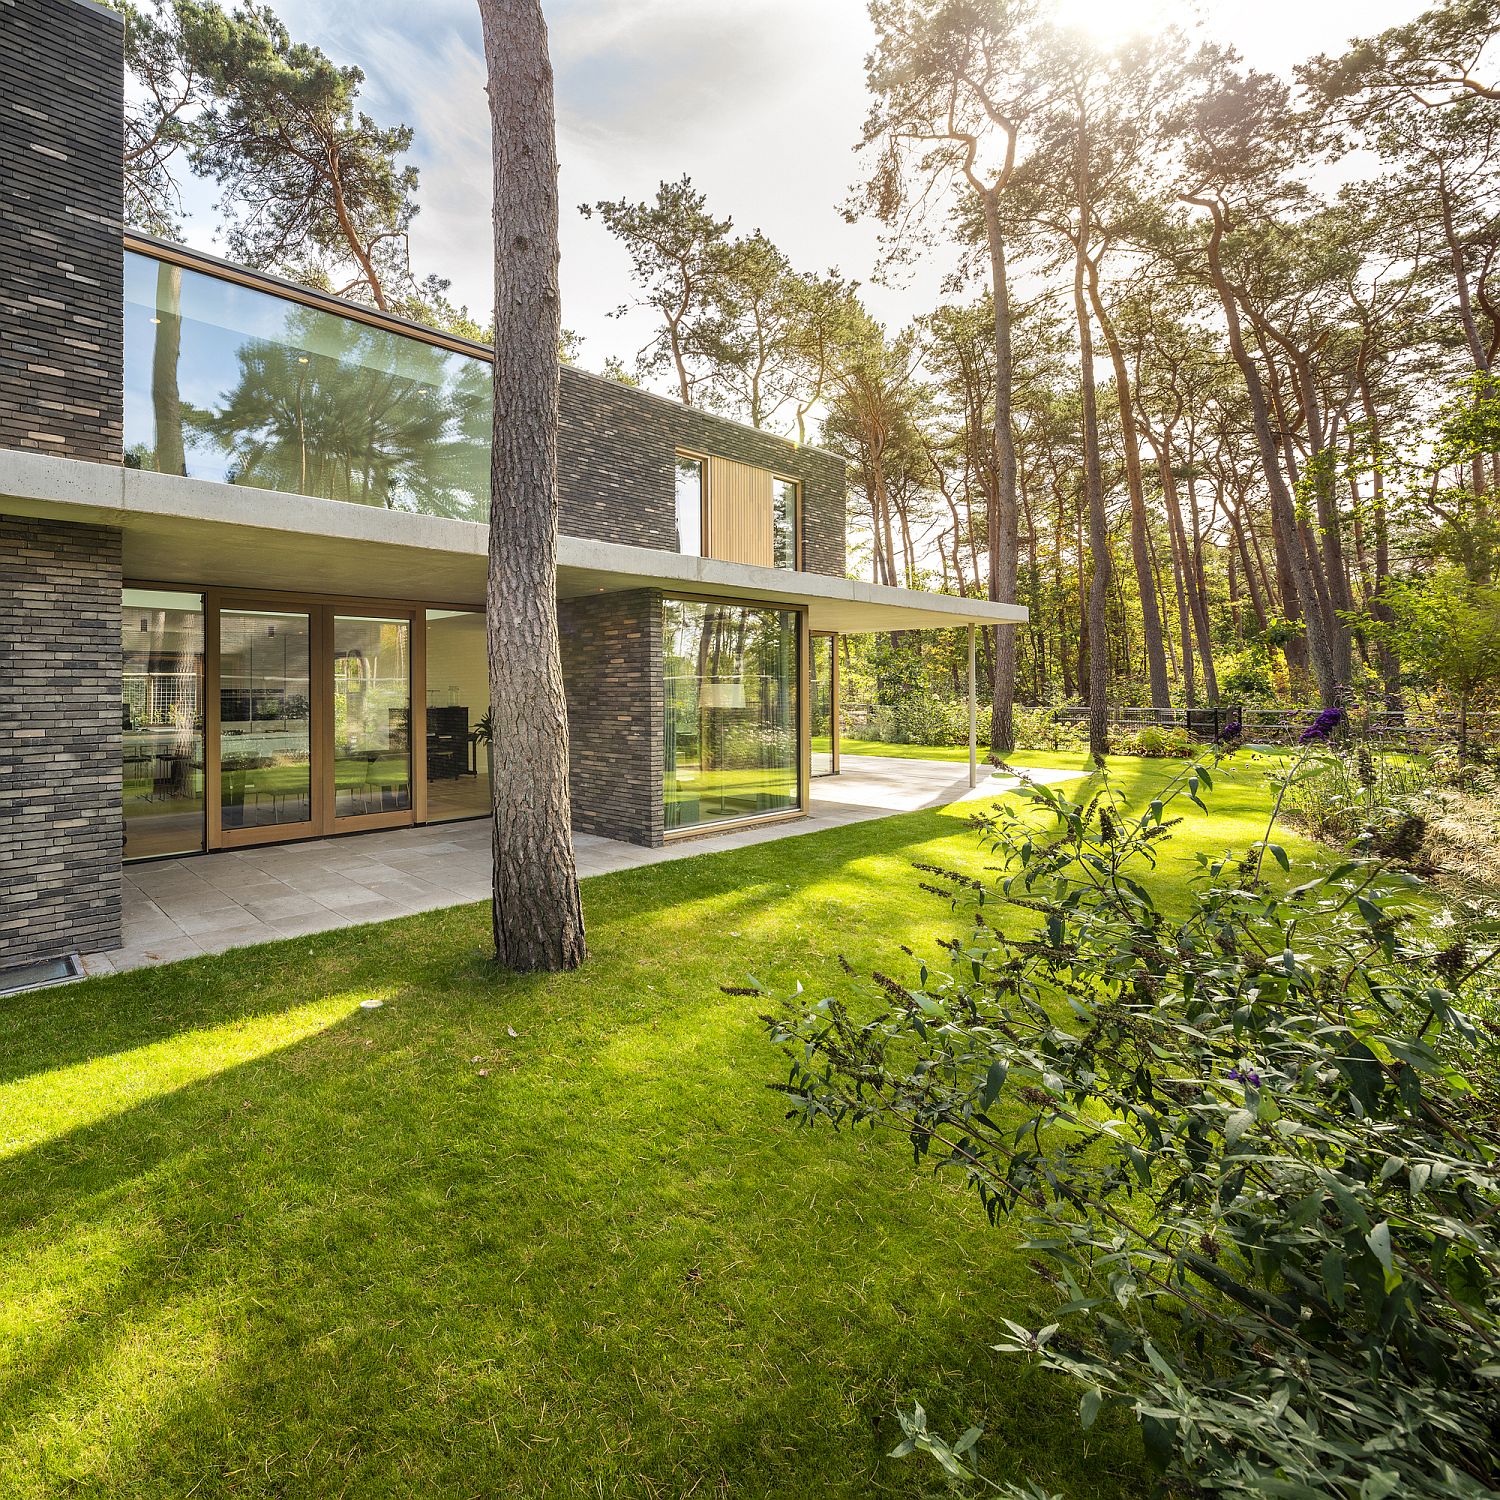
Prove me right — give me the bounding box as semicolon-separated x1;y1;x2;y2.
0;752;1302;1498
835;738;1100;764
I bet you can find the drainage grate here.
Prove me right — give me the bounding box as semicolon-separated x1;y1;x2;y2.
0;953;84;997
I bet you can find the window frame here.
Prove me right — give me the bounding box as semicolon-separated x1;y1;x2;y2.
673;449;708;558
770;473;802;571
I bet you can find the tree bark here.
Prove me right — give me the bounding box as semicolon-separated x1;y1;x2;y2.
1072;117;1111;759
151;259;186;477
478;0;586;972
981;190;1020;754
1085;254;1170;710
1185;195;1338;704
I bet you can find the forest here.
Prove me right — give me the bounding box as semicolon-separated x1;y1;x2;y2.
117;0;1500;756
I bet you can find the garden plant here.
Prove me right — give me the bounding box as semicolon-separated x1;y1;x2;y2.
768;735;1500;1497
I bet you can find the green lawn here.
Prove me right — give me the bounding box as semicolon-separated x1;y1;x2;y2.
0;752;1299;1498
836;737;1026;762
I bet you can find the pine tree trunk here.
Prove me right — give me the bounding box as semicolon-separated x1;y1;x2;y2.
981;190;1020;754
1187;197;1337;703
1085;257;1169;710
151;260;185;476
478;0;586;972
1072;119;1110;760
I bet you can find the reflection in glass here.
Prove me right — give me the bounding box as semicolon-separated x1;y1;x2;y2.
219;609;313;830
675;455;704;556
124;250;490;518
663;599;799;831
123;589;205;858
425;610;492;822
333;616;411;819
810;633;836;777
773;476;799;569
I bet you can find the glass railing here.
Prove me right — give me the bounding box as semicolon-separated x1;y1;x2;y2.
123;246;492;520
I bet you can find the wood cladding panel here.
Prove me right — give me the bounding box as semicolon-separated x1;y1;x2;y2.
706;457;773;567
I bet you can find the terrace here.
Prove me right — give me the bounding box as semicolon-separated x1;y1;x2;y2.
80;756;1077;974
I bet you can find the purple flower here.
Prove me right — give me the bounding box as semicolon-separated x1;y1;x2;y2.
1217;717;1242;744
1299;707;1344;744
1227;1066;1262;1087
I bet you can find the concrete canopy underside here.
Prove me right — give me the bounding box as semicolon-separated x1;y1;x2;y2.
0;451;1028;634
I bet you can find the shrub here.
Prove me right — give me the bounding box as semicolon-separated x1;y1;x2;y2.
1284;745;1430;849
1112;725;1194;758
766;750;1500;1498
1013;706;1086;753
862;698;988;747
855;700;1086;753
1215;647;1279;703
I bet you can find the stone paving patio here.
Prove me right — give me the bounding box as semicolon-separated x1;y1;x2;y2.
83;756;1078;975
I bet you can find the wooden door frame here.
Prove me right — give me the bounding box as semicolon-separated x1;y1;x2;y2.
205;589;423;849
207;590;321;849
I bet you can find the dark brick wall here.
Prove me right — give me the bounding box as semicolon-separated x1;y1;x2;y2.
558;589;663;848
0;515;123;969
558;367;847;578
0;0;124;461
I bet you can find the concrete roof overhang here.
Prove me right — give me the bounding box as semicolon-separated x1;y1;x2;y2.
0;451;1027;634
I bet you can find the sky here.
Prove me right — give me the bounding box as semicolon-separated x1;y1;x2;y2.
178;0;1423;390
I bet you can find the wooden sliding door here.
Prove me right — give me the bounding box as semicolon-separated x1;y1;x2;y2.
206;592;423;849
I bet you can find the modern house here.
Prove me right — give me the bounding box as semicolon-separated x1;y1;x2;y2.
0;0;1025;977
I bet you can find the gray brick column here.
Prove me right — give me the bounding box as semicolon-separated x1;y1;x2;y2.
0;0;126;971
0;0;125;461
558;590;664;847
0;516;124;968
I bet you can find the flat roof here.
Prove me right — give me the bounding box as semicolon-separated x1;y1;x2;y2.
0;451;1027;633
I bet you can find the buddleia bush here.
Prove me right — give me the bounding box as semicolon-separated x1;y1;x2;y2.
766;748;1500;1498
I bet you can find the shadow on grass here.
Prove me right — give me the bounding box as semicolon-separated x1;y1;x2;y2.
0;803;1158;1498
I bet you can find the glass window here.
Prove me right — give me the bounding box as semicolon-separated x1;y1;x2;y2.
123;250;491;518
663;599;800;832
122;589;205;859
333;615;412;820
425;610;492;822
772;476;799;569
810;632;836;776
675;455;704;556
218;608;314;830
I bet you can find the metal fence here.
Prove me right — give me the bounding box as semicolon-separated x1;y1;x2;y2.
1048;705;1499;746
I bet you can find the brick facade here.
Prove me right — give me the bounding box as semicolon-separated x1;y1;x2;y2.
557;590;663;847
0;515;124;969
559;367;847;577
0;0;124;463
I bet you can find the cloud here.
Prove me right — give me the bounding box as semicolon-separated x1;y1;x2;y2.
180;0;1423;391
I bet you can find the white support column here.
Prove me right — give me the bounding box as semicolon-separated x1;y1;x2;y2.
967;624;977;789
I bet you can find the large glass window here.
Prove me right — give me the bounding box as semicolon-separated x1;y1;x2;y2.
123;250;491;518
425;610;492;822
675;454;704;556
810;632;836;776
772;476;799;569
218;608;314;831
333;615;412;820
663;599;800;832
122;589;205;859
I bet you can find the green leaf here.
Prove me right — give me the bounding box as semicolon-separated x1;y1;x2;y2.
981;1059;1008;1110
1322;1247;1346;1310
1225;1108;1254;1148
1140;1414;1175;1471
1367;1220;1402;1292
1268;843;1289;872
1080;1387;1103;1430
